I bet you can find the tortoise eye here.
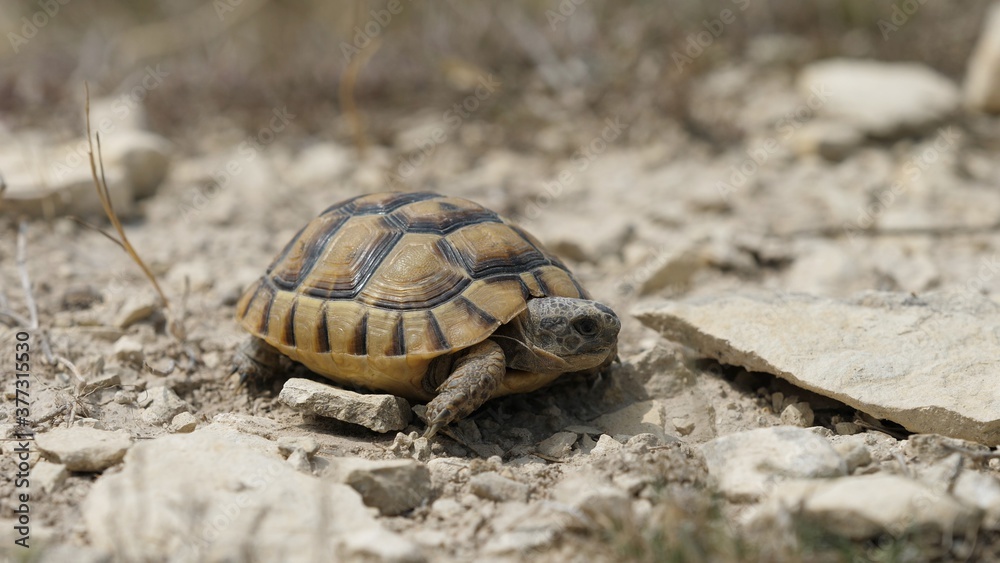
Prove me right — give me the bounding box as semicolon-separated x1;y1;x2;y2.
573;318;598;337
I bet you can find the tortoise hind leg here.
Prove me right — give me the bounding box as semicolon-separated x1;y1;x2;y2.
424;339;506;438
232;337;288;391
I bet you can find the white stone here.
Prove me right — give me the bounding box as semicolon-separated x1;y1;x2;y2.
113;292;161;329
965;2;1000;113
36;427;132;472
169;412;198;433
141;386;189;426
834;422;860;435
32;460;68;495
591;434;624;456
83;424;423;562
700;426;847;501
535;431;578;459
780;402;814;427
831;437;872;473
111;336;144;366
762;474;981;539
798;58;959;138
552;475;631;525
280;378;411;433
953;470;1000;529
325;458;432;516
469;471;530;503
634;290;1000;445
0;135;134;218
100;130;172;199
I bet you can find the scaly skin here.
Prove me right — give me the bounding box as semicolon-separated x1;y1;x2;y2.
423;340;506;437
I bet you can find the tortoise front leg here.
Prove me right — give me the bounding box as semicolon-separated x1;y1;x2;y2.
424;339;505;438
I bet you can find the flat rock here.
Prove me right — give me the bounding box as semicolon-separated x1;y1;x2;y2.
759;474;981;539
700;426;847;501
35;427;132;472
280;378;411;433
634;291;1000;445
798;58;959;138
965;2;1000;113
83;424;424;562
326;458;432;516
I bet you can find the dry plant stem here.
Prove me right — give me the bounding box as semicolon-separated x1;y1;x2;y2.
54;355;86;385
339;15;379;157
84;84;170;309
70;217;127;250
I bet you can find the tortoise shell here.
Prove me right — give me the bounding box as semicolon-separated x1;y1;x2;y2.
236;191;589;401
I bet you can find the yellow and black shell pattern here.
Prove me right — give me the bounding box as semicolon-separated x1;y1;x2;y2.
236;192;589;401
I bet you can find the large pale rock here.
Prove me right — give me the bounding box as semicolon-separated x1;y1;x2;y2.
700;427;846;501
0;129;170;218
35;427;132;472
280;377;411;433
757;474;981;539
83;424;424;562
965;2;1000;113
635;291;1000;445
798;59;959;138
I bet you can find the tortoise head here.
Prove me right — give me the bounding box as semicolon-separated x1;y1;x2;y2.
502;297;620;374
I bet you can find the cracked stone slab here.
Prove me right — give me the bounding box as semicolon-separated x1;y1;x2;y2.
634;290;1000;445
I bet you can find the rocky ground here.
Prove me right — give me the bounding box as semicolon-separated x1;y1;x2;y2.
5;11;1000;563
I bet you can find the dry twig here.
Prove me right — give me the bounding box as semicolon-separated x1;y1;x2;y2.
85;84;170;309
339;1;380;156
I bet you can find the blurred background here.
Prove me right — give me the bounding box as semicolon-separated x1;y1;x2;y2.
0;1;992;148
5;3;1000;560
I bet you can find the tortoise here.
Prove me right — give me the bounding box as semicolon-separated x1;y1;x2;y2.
234;191;620;436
